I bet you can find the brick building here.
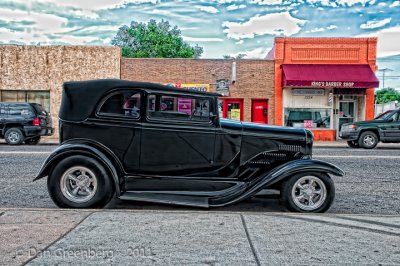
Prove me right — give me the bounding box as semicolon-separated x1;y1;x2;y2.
0;38;379;141
267;37;379;140
121;58;275;124
0;45;121;137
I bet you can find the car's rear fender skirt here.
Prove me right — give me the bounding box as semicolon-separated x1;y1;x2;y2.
210;159;344;207
33;143;122;195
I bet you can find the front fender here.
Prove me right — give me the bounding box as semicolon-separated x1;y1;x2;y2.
34;143;122;195
211;159;344;207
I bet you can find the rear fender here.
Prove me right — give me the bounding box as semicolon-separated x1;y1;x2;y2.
211;159;344;207
34;143;122;195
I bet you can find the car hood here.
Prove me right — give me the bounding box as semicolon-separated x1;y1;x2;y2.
220;118;309;141
353;119;387;126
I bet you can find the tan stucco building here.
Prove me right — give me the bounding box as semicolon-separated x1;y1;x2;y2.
0;45;121;137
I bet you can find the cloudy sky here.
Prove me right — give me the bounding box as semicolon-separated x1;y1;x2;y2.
1;0;400;88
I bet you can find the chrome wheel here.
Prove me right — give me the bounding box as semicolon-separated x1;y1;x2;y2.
60;166;98;203
363;135;375;147
8;131;21;143
291;176;327;211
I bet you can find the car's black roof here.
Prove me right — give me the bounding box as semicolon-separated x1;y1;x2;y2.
59;79;220;122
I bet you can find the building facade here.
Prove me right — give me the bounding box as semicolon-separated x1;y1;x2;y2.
121;58;275;124
0;39;379;141
0;45;121;137
268;37;379;140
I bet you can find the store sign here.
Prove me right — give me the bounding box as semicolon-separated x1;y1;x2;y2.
292;88;325;96
304;120;314;128
166;83;210;92
178;98;192;114
310;81;355;88
229;109;241;121
216;79;229;96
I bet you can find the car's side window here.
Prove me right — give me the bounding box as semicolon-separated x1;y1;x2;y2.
99;91;141;119
147;94;213;123
0;104;5;117
8;104;34;117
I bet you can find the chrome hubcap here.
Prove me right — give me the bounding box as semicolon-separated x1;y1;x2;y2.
363;135;375;146
60;166;97;203
8;132;20;143
292;176;327;211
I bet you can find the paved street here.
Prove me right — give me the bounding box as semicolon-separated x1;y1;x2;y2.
0;143;399;214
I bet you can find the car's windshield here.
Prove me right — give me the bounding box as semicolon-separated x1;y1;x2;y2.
374;110;395;120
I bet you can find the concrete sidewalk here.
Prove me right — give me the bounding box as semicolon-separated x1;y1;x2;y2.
1;209;400;265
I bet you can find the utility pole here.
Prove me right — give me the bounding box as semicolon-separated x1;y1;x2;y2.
378;68;393;89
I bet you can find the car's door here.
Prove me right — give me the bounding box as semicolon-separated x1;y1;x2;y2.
381;111;400;141
94;90;143;172
139;92;216;176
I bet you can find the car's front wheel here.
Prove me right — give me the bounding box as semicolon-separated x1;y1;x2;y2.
358;131;378;149
281;172;335;213
47;155;114;208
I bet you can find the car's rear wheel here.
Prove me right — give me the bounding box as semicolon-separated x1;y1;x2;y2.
347;141;359;148
47;155;114;208
358;131;378;149
281;172;335;213
5;128;24;145
25;136;41;145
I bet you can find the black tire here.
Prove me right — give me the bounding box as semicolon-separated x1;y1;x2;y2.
25;136;41;145
346;141;359;148
281;172;335;213
5;128;24;145
358;131;378;149
47;155;115;208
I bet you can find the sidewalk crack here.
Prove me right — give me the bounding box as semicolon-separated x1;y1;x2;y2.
240;214;261;266
22;211;94;265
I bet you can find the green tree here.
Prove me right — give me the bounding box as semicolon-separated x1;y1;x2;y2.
112;19;203;58
375;88;400;104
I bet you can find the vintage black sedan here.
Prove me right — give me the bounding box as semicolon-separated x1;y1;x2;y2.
35;79;344;212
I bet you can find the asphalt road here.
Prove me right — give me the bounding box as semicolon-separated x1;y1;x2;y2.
0;144;399;214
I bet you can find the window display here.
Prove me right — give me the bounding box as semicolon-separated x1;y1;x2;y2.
284;108;331;129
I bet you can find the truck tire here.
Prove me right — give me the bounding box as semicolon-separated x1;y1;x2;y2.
358;131;378;149
5;128;24;145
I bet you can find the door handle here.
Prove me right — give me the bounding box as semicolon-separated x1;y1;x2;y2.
263;108;267;117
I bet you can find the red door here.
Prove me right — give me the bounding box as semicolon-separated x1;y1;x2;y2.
252;100;268;124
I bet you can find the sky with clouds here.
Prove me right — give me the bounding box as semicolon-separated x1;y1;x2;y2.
0;0;400;88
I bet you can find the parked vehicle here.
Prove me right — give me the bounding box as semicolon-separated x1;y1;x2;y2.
0;102;53;145
35;79;344;212
340;109;400;149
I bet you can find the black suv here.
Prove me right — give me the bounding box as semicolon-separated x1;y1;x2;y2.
0;102;54;145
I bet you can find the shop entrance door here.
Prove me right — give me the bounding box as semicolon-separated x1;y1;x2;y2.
252;100;268;124
337;101;356;137
223;99;243;121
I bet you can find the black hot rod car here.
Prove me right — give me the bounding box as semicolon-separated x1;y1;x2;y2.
35;79;344;212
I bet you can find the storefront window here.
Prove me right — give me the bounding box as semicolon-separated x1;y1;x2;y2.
284;108;331;129
0;90;50;112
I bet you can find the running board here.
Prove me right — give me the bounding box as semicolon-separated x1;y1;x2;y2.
119;191;209;208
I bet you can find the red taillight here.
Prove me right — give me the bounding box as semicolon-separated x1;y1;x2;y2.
33;118;40;126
